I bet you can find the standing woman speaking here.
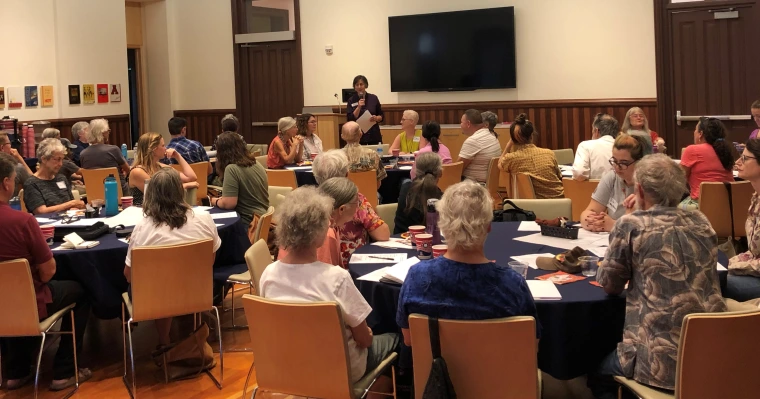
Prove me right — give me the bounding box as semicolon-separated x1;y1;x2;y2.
346;75;384;145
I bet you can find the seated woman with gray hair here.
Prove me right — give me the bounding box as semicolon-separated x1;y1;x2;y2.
394;152;443;234
312;149;391;267
389;110;427;155
396;180;540;347
23;138;86;214
266;116;303;169
260;186;399;391
80;118;131;194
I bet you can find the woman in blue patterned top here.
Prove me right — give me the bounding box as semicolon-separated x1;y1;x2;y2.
396;180;541;346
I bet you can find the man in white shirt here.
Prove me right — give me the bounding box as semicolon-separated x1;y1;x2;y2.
458;109;502;183
572;115;619;181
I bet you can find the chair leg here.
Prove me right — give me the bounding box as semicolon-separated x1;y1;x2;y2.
204;306;224;389
242;360;255;399
34;332;47;399
122;319;137;399
71;310;80;391
251;386;259;399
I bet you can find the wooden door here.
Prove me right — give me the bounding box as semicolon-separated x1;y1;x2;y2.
656;0;760;154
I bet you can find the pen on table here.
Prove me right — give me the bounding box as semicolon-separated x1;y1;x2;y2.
368;255;396;261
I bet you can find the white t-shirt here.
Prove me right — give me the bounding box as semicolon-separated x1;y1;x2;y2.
459;128;502;183
572;135;615;180
259;260;373;383
125;210;222;267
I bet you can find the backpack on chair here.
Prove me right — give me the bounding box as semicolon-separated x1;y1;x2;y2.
493;200;536;222
422;317;457;399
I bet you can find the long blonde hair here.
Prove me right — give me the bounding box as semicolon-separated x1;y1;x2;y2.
133;132;163;176
621;107;650;134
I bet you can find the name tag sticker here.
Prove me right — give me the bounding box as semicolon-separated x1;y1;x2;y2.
608;198;619;214
413;136;420;142
351;102;359;107
56;181;67;189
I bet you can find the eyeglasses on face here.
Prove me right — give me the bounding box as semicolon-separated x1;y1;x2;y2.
739;154;757;163
609;158;636;170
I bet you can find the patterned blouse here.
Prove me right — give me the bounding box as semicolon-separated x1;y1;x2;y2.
597;206;727;390
729;192;760;277
337;193;386;267
498;144;564;199
343;144;387;182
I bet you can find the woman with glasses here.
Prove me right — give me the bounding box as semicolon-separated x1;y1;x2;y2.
389;110;427;155
727;139;760;301
581;134;650;232
297;113;323;160
679;118;735;210
622;107;665;152
23;139;86;214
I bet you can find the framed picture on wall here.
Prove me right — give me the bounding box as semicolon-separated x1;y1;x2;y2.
7;87;23;109
41;85;54;107
68;85;81;105
0;87;4;109
110;84;121;102
97;84;108;103
25;86;38;107
82;84;95;104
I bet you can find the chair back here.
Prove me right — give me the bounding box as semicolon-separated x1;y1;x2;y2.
0;259;42;336
266;169;298;189
244;239;273;293
675;310;760;398
19;188;27;213
438;161;464;192
255;155;268;168
376;203;397;234
362;144;388;156
255;206;275;243
242;295;353;399
731;181;753;238
130;239;215;322
698;182;733;238
348;170;378;209
409;314;539;399
184;187;197;206
268;186;293;211
552;148;574;165
506;199;572;220
562;178;600;221
514;173;536;199
81;167;122;202
190;162;209;204
485;157;505;209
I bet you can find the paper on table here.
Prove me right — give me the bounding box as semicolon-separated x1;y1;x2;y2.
215;223;224;227
350;253;408;264
105;206;145;228
210;211;238;220
372;240;414;250
286;166;313;171
510;253;556;269
517;221;541;232
118;238;129;245
514;231;609;251
193;206;213;212
587;247;608;257
381;257;420;284
356;111;376;133
717;263;727;271
357;267;390;282
527;280;562;300
50;218;106;227
35;217;55;224
398;166;413;171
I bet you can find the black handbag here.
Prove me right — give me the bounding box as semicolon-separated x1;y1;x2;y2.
493;200;536;222
53;221;112;242
422;317;457;399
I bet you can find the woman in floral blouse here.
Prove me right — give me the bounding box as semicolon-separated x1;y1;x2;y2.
727;139;760;301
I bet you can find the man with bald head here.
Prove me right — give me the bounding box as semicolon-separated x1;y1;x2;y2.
341;121;387;189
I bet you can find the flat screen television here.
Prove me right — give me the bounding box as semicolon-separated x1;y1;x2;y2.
388;7;516;92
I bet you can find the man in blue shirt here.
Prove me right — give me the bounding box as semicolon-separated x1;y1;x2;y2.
161;117;212;176
70;121;89;166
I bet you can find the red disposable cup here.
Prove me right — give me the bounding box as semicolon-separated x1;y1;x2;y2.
392;149;400;157
408;225;425;246
121;196;133;208
415;233;433;259
40;225;55;236
432;244;448;258
310;152;319;160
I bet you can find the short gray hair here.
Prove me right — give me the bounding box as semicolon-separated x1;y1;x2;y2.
275;186;333;252
415;152;442;177
403;110;419;124
42;128;61;139
313;149;349;184
278;117;296;134
87;118;109;144
481;111;498;131
37;138;66;160
318;177;358;209
436;180;493;251
340;121;362;143
597;117;620;138
71;121;89;138
634;154;687;207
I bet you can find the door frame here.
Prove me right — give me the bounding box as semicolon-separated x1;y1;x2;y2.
127;46;149;147
654;0;757;154
230;0;303;144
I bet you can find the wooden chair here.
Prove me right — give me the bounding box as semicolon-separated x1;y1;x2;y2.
19;188;27;213
255;155;268;168
514;173;537;199
121;239;223;398
485;157;508;209
438;161;464;192
409;314;540;399
241;295;398;399
0;259;81;399
171;161;209;205
254;206;275;244
615;309;760;399
81;167;122;202
349;170;379;209
507;198;572;220
698;182;734;239
266;169;298;190
268;186;293;211
552;148;574;165
376;203;398;234
225;239;272;333
562;178;600;221
731;181;754;238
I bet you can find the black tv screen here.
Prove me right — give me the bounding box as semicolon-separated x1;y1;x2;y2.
388;7;516;92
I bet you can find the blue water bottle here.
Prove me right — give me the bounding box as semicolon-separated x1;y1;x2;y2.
9;196;21;211
376;147;383;157
104;174;119;216
121;143;128;159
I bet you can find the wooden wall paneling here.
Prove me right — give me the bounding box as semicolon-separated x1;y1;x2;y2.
173;109;237;146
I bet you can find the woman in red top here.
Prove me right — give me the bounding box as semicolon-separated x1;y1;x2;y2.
679;117;735;209
622;107;665;151
266;117;303;169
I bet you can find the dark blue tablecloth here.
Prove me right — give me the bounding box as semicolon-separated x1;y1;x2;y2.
285;165;411;204
46;207;249;319
348;222;729;380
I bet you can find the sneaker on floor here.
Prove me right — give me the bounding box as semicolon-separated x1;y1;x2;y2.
5;374;32;390
49;368;92;391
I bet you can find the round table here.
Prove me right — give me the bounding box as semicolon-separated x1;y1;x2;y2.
284;165;411;204
47;207;249;319
348;222;729;380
